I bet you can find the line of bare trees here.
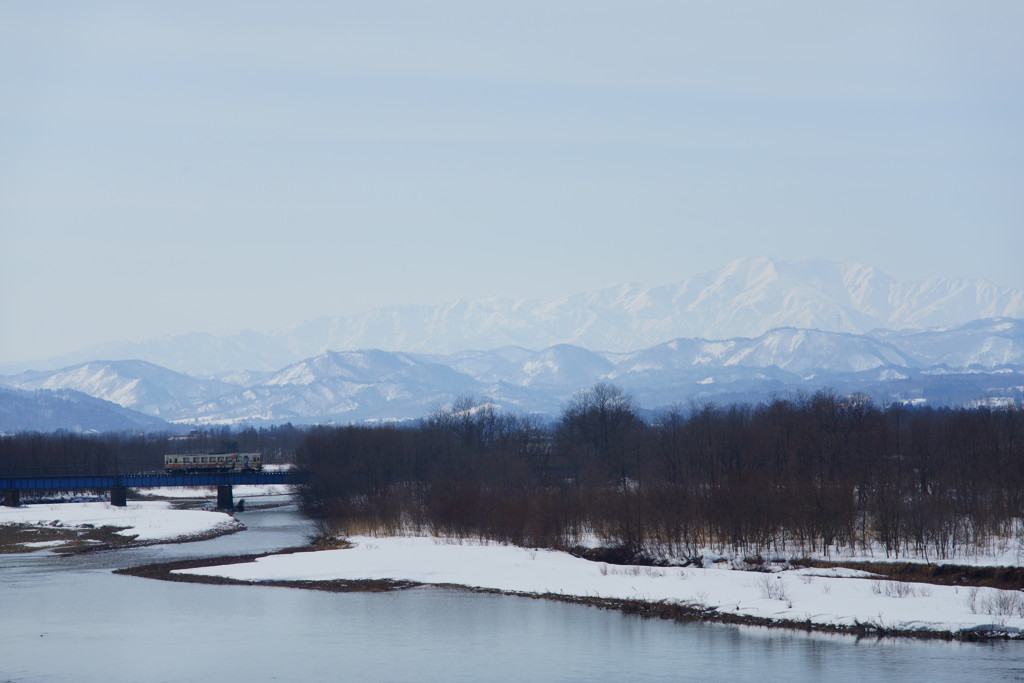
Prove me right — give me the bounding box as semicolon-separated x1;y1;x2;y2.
297;386;1024;561
0;432;166;475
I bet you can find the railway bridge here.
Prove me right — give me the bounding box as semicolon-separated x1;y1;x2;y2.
0;471;305;510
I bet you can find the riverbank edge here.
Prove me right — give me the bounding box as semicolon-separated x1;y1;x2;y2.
113;548;1024;643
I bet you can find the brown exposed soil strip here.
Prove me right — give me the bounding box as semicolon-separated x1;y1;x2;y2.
805;560;1024;591
114;548;1023;642
0;524;145;554
463;588;983;642
0;522;244;555
570;546;1024;592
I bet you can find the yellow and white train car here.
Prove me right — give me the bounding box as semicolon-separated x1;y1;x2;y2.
163;452;262;474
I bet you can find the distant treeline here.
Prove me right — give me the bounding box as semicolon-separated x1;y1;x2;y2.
297;386;1024;561
0;424;305;476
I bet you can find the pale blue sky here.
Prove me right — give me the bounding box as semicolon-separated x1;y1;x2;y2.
2;1;1021;362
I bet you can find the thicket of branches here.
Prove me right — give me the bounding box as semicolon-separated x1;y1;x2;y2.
297;387;1024;560
0;432;165;475
0;424;305;475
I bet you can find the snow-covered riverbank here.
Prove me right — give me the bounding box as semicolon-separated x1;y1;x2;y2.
0;501;242;550
175;535;1024;639
8;500;1023;639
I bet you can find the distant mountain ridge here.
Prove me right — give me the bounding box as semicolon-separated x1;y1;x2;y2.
5;257;1022;377
6;360;238;419
3;318;1022;430
0;386;174;434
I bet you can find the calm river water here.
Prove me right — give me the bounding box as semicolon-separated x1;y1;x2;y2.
2;499;1022;682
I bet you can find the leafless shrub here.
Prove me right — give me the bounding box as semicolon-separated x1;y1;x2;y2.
603;565;666;578
977;588;1024;617
870;580;917;598
307;517;345;545
884;581;916;598
967;586;980;614
758;574;790;601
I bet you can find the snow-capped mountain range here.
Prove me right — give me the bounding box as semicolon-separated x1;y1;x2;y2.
6;257;1023;377
3;317;1022;430
2;258;1023;430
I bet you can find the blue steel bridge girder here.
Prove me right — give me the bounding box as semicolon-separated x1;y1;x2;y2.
0;472;303;507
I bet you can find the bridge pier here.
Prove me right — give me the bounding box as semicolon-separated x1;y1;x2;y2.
217;485;233;510
110;486;127;507
4;489;19;507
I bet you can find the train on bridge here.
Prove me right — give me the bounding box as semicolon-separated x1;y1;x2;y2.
163;452;262;474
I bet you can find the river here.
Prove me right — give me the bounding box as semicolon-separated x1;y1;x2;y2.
2;498;1022;682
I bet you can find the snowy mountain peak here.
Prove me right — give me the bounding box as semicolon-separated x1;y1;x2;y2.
509;345;615;387
4;258;1022;377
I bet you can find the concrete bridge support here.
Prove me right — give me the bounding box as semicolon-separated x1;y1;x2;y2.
110;486;127;507
3;489;19;507
217;485;233;510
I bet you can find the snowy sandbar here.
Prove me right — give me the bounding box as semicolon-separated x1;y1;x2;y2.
174;535;1024;639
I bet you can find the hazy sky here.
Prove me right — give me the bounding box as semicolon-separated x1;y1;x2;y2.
2;2;1021;363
